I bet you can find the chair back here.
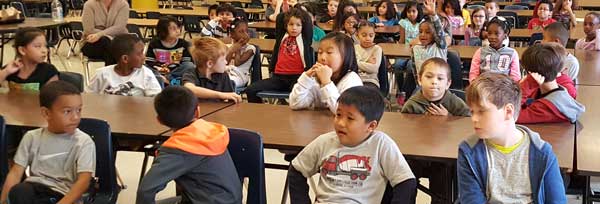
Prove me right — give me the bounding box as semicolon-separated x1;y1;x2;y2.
227;128;266;204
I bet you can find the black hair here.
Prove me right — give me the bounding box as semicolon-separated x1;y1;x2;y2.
469;7;487;29
400;1;424;23
443;0;462;16
419;16;442;45
283;8;311;32
13;27;45;57
110;34;143;62
156;16;180;40
333;0;357;31
208;4;218;14
376;0;396;20
538;0;554;12
487;16;511;35
585;12;600;24
320;32;358;84
544;22;570;46
357;20;376;30
338;13;361;32
229;18;249;33
337;86;385;123
154;86;198;129
217;4;236;15
39;81;81;108
521;43;565;82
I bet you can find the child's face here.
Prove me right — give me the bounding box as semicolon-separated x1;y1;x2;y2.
357;26;375;48
20;35;48;63
317;39;343;76
378;2;388;17
287;16;302;37
470;100;514;140
487;23;506;49
231;23;249;41
406;6;419;22
167;22;181;40
343;16;358;34
42;94;82;135
583;15;600;38
328;0;339;16
444;4;455;16
209;9;217;20
417;64;451;101
126;42;145;68
541;30;561;44
208;54;228;73
344;5;357;15
472;10;486;27
418;22;434;45
334;103;376;147
537;3;552;20
218;11;234;27
484;2;498;19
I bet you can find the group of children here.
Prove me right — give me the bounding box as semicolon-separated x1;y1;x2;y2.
0;0;597;203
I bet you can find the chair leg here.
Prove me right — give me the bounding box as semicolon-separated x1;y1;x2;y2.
139;153;150;185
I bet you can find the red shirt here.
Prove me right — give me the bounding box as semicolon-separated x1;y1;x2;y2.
275;36;304;75
528;18;556;32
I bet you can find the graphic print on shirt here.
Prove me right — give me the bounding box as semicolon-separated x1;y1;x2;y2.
103;81;144;96
320;152;372;187
483;54;512;73
283;37;299;55
8;82;40;91
153;48;185;65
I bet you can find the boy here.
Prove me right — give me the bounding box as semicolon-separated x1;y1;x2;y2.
201;4;235;38
137;86;241;204
208;4;218;21
1;81;96;204
528;0;556;33
288;86;416;203
86;34;162;97
402;58;471;116
319;0;338;23
183;37;242;102
517;43;585;124
484;0;499;20
458;72;567;203
542;22;580;80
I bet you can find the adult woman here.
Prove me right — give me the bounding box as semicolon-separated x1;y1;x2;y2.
81;0;129;65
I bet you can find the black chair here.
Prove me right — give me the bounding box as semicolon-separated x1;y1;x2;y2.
59;71;84;92
10;2;28;17
496;11;518;29
69;0;84;16
126;24;149;42
57;21;83;58
227;128;266;204
0;116;7;189
145;11;162;19
377;54;390;98
129;10;140;18
449;89;466;101
78;118;119;204
529;32;543;46
447;50;463;89
182;15;204;40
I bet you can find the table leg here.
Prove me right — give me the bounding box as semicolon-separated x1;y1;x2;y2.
0;33;5;67
584;175;590;204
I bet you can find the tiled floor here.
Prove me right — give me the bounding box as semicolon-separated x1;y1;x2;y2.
3;34;594;203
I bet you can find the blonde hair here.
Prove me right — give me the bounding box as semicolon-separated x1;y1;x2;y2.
466;72;521;118
190;37;227;69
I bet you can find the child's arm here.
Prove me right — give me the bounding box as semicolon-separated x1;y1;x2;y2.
357;47;382;74
136;152;199;204
314;65;363;113
542;150;568;203
201;18;221;37
57;172;92;204
287;166;311;203
183;83;242;103
234;47;254;67
144;69;163;97
289;71;320;111
517;100;566;124
457;148;487;203
431;15;447;49
0;164;26;203
509;51;522;81
0;60;22;84
379;136;417;202
468;48;482;82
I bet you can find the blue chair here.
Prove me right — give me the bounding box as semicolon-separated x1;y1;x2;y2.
447;50;464;90
59;71;84;93
0;116;6;190
227;128;266;204
529;32;544;46
78;118;120;204
377;54;390;98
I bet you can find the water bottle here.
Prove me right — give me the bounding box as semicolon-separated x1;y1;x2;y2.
51;0;63;22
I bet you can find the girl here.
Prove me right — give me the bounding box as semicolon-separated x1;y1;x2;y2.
0;27;58;91
339;13;360;44
398;1;424;44
368;0;399;27
469;17;521;82
333;0;358;31
442;0;464;28
319;0;338;23
464;7;487;46
354;22;383;89
575;12;600;51
146;16;194;83
553;0;578;29
245;8;314;103
289;32;363;114
226;19;256;88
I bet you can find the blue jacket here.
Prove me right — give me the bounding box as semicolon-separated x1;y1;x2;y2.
457;125;566;204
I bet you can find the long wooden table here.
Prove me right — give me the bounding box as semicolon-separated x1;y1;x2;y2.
574;85;600;203
133;7;265;17
574;49;600;86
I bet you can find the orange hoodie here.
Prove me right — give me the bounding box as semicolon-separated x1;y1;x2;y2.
162;119;229;156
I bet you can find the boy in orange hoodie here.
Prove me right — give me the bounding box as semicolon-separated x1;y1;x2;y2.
136;86;241;204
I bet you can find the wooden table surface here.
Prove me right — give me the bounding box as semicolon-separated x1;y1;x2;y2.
575;86;600;176
451;24;586;40
0;18;65;33
65;17;159;27
574;49;600;86
578;1;600;9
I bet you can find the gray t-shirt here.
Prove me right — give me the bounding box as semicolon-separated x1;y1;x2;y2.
14;128;96;195
485;131;533;204
291;131;414;204
564;53;579;80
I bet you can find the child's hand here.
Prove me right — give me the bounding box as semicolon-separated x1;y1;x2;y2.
306;63;321;77
563;0;573;12
423;0;436;16
219;92;242;103
426;103;449;116
529;72;545;85
367;56;377;64
86;34;100;43
3;59;23;75
315;65;333;86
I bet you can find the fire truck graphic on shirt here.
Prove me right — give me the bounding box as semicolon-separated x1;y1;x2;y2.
320;153;372;181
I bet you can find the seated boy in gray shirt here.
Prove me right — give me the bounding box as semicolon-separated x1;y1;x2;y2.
288;86;416;203
1;81;96;204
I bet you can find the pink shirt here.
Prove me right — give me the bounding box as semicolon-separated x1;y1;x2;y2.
575;29;600;51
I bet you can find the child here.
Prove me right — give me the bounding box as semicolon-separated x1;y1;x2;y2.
368;0;399;27
226;19;256;88
245;8;314;103
542;22;579;79
552;0;578;29
289;32;363;113
464;7;487;46
288;86;417;203
333;0;357;31
484;0;499;20
528;0;556;33
442;0;464;28
319;0;338;23
208;4;218;20
0;27;58;91
401;57;470;116
517;43;585;124
469;17;521;82
398;1;423;44
183;37;242;102
458;72;567;203
355;22;383;89
339;13;360;43
145;16;194;83
412;0;447;79
201;4;235;38
87;34;162;96
459;0;471;27
137;86;242;204
266;0;278;22
1;81;95;204
575;12;600;50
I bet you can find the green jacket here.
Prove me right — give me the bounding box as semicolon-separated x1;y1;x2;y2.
401;90;471;116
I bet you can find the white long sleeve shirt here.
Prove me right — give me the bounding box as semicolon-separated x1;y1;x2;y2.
289;71;363;113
